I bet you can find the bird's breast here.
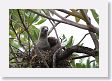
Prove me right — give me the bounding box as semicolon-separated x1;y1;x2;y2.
36;38;50;50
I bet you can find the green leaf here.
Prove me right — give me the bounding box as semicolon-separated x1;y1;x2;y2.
25;11;39;25
70;60;76;68
33;30;38;40
62;34;66;40
66;36;74;48
60;34;67;46
35;17;46;25
95;49;99;65
81;63;86;68
90;9;99;24
32;15;39;23
10;41;20;49
11;9;20;22
75;63;86;68
75;17;80;22
75;9;88;22
95;56;99;65
92;61;96;68
62;34;67;42
86;57;91;68
28;25;40;41
20;36;27;44
76;63;82;68
9;30;16;38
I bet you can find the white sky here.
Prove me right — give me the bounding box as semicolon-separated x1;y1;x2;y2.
35;10;99;49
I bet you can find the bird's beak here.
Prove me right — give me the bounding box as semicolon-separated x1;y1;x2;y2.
44;27;48;32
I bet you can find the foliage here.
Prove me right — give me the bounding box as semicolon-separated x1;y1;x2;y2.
90;9;99;24
70;58;98;68
66;36;74;48
9;9;99;68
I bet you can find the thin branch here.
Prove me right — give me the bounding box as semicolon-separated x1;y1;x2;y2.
57;45;97;61
9;44;20;67
10;17;26;51
81;11;91;25
55;9;85;20
72;55;90;60
28;35;31;58
48;15;70;35
48;22;59;35
49;9;99;34
17;9;49;68
27;9;98;33
46;21;60;68
53;46;64;68
42;10;60;42
49;20;60;43
9;18;22;27
17;9;35;45
89;32;99;49
9;43;24;54
9;43;28;61
9;56;18;61
90;60;96;64
77;33;89;45
80;10;99;49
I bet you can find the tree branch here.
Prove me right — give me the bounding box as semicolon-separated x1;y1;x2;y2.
9;43;25;54
77;33;89;45
48;19;60;43
48;15;69;35
53;46;64;68
27;9;99;33
57;45;98;61
10;16;26;51
17;9;35;45
50;9;99;34
55;9;85;20
9;44;20;67
42;9;61;46
17;9;49;68
80;10;99;49
71;55;89;60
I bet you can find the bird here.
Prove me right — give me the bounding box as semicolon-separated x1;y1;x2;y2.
36;26;50;50
30;26;61;68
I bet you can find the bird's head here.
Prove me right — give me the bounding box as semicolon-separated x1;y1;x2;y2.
40;26;49;38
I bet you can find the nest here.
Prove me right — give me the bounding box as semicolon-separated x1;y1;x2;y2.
9;37;71;68
29;37;70;68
